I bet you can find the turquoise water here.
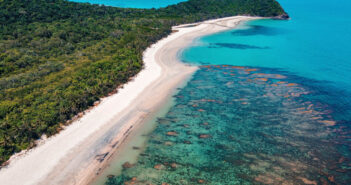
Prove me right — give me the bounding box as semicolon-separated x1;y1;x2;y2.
69;0;186;8
94;0;351;184
182;0;351;92
108;66;351;184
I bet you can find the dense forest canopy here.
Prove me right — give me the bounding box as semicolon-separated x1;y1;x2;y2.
0;0;287;165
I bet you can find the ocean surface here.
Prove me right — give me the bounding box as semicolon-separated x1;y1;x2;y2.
75;0;351;184
182;0;351;92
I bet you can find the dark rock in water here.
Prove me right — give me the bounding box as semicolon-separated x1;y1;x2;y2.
224;157;245;166
320;177;329;185
273;13;290;20
228;135;236;140
215;144;229;150
154;164;165;170
198;179;206;183
110;66;351;184
107;174;115;179
328;176;335;183
184;140;192;144
199;134;211;139
158;118;173;124
166;131;178;136
124;177;138;185
132;146;140;150
122;162;134;169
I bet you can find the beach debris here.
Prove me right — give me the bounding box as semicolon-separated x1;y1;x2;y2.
166;131;178;136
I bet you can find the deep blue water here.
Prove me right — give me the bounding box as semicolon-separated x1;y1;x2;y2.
69;0;186;8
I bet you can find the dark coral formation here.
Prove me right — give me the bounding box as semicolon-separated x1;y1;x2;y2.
107;65;351;185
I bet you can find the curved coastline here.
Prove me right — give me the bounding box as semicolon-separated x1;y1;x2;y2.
0;16;260;185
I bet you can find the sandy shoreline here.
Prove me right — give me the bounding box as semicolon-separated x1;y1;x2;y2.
0;16;259;185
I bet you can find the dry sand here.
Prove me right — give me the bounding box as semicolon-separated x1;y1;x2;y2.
0;16;259;185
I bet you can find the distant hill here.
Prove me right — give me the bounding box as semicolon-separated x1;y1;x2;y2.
0;0;287;165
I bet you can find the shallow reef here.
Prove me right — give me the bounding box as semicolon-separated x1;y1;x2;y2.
107;65;351;185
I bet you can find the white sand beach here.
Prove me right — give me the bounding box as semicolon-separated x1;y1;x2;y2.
0;16;259;185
